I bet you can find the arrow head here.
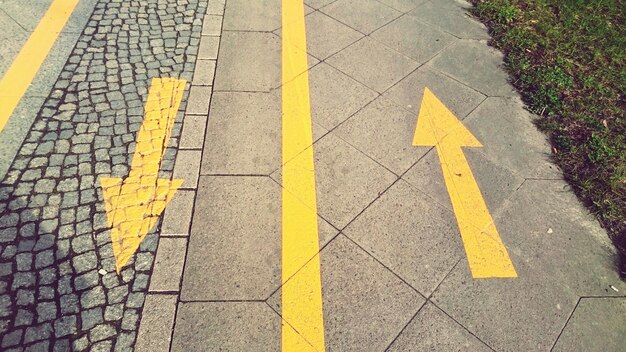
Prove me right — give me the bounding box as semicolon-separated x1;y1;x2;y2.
413;87;482;148
101;176;183;273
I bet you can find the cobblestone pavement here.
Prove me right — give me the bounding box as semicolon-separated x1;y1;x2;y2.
0;0;207;350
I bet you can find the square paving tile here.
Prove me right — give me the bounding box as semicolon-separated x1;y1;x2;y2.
201;92;280;175
408;0;490;40
431;255;579;352
149;237;187;292
192;59;216;86
383;67;485;118
387;302;492;351
179;115;207;150
377;0;429;12
428;40;516;97
273;133;397;229
553;298;626;352
214;31;280;92
463;97;561;179
305;0;336;9
334;96;426;175
321;0;402;34
403;147;525;217
326;37;419;93
268;235;425;351
304;11;363;60
172;302;280;352
371;15;456;64
223;0;280;32
309;62;378;131
180;176;337;301
135;294;177;352
493;179;626;297
173;150;201;189
343;180;463;296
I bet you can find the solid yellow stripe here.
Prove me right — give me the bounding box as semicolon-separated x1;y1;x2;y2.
0;0;79;131
281;0;325;351
436;142;518;278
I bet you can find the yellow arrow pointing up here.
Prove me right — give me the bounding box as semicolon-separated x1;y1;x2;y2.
100;77;186;273
414;87;517;278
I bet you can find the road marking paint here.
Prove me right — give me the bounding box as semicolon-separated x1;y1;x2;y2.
282;0;325;351
100;78;186;273
413;87;517;278
0;0;79;132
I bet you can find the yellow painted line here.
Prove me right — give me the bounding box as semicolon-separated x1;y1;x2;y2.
0;0;79;132
101;78;186;273
413;88;517;278
281;0;325;351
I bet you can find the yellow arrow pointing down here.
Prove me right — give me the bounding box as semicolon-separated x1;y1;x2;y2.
413;88;517;278
101;77;186;273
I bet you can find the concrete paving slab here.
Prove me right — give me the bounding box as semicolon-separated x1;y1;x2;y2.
383;66;486;118
160;190;196;237
408;0;490;40
186;86;212;115
202;14;223;36
403;147;526;216
207;0;226;15
343;180;463;296
431;256;580;352
305;0;336;9
464;97;561;179
179;115;208;150
321;0;402;34
335;96;428;175
553;298;626;352
192;59;216;86
371;14;456;64
377;0;430;12
173;150;201;189
275;133;397;229
214;31;280;92
493;180;626;296
269;235;425;351
200;92;280;175
135;294;177;352
180;176;337;301
172;302;280;352
304;11;364;60
387;302;492;351
198;36;220;60
308;62;378;131
326;37;419;93
223;0;280;32
149;238;187;292
428;40;517;97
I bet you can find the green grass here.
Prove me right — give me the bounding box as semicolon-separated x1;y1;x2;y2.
470;0;626;275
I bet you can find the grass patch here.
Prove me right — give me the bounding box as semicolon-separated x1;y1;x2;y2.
470;0;626;274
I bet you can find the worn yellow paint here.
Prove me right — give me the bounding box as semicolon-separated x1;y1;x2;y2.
0;0;79;131
101;78;186;273
281;0;325;351
413;88;517;278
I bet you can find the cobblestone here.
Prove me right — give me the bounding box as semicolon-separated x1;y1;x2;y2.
0;0;207;350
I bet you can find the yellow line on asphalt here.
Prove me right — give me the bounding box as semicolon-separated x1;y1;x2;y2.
281;0;325;351
413;88;517;278
0;0;79;132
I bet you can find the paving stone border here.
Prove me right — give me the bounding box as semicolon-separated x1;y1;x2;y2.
134;1;224;351
0;0;208;351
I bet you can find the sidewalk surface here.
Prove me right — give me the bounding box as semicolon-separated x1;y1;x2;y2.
0;0;625;351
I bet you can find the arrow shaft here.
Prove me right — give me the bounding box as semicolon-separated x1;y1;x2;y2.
128;78;186;179
436;142;517;278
